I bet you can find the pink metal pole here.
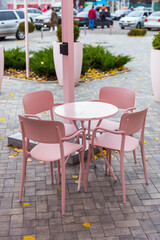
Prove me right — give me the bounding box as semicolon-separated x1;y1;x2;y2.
24;0;29;78
61;0;75;103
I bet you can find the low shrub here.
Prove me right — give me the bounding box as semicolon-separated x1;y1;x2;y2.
152;31;160;50
56;20;80;42
30;47;56;77
18;22;35;33
4;47;26;70
4;45;132;79
127;28;147;37
82;45;132;74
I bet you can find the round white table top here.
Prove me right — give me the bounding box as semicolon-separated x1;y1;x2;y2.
54;101;118;121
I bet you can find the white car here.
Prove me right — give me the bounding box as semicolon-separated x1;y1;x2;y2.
144;11;160;30
119;10;149;29
18;8;43;22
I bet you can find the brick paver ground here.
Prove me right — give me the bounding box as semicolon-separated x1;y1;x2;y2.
0;30;160;240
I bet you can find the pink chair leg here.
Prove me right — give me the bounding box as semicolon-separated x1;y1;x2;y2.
91;148;96;167
133;150;137;164
78;151;87;192
77;163;82;192
61;164;65;215
19;156;27;202
50;162;54;184
57;161;61;183
140;144;148;184
120;151;126;204
109;149;112;176
86;144;92;184
105;149;109;175
100;147;117;181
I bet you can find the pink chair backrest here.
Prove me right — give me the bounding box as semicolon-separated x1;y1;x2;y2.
19;115;65;143
23;90;54;115
119;105;149;136
99;86;135;109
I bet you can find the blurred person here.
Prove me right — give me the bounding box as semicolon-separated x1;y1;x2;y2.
100;7;106;30
49;7;58;32
99;4;108;16
43;5;47;12
88;5;97;30
47;5;50;11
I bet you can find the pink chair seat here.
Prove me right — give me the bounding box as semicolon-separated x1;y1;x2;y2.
92;133;139;152
31;142;83;162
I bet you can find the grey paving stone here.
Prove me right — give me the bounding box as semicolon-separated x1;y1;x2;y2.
0;30;160;240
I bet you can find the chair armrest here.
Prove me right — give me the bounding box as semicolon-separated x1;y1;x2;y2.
54;103;63;107
24;114;41;120
124;106;136;113
61;129;86;151
92;126;125;146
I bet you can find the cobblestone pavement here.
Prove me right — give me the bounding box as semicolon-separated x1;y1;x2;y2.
0;31;160;240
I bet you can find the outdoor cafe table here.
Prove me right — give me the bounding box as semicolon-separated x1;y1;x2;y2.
54;101;118;138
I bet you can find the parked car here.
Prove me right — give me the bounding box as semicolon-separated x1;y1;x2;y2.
119;10;150;29
144;11;160;30
0;9;28;40
74;5;113;28
18;8;43;22
34;8;78;30
57;8;78;25
111;9;131;20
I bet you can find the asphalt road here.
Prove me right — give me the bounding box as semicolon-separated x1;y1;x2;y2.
0;20;159;46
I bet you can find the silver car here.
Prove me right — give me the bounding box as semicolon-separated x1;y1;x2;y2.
144;11;160;30
119;11;150;29
18;8;43;22
0;9;26;40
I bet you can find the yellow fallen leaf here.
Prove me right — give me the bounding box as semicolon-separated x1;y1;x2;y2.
144;141;146;144
91;155;97;161
97;152;102;157
115;81;119;83
1;100;6;103
139;90;143;93
39;161;44;164
75;180;79;184
154;137;159;140
140;78;144;80
136;94;140;96
9;94;14;97
123;83;127;84
17;149;23;153
43;112;47;114
27;158;32;162
145;158;148;161
72;175;78;179
23;237;36;240
58;188;61;192
23;203;30;207
9;153;18;158
0;138;4;140
83;222;91;228
0;118;5;121
21;89;26;92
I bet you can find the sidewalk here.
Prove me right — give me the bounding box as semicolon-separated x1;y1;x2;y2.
0;31;160;240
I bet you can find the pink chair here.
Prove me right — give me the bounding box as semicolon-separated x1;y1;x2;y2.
19;115;87;215
84;86;135;132
84;86;136;166
22;90;77;137
86;105;149;204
